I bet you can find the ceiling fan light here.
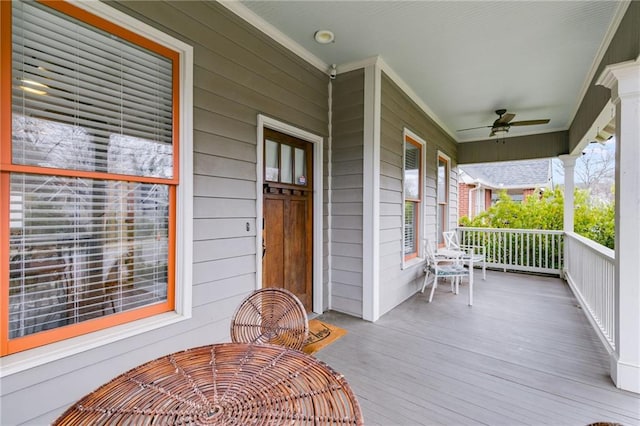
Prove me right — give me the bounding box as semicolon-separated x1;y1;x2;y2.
314;30;334;44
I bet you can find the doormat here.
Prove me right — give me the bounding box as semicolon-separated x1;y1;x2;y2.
302;319;347;355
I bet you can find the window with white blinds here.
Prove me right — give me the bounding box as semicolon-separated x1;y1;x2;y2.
403;134;423;260
11;0;174;177
3;0;180;354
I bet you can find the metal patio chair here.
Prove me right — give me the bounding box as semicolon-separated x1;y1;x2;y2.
421;241;470;303
443;230;486;280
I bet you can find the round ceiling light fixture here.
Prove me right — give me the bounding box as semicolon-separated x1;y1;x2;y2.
314;30;335;44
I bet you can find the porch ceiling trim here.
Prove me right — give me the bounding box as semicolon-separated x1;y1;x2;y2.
216;1;456;142
217;0;329;74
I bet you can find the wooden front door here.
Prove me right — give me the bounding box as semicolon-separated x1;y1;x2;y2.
262;129;313;310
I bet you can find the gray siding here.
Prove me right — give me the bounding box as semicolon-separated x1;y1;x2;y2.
379;72;458;317
331;70;365;317
458;131;569;164
569;1;640;151
1;2;329;424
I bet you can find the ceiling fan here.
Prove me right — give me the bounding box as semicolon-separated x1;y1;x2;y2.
458;109;550;137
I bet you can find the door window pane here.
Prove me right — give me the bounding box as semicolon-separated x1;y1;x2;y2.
294;148;306;185
280;144;292;184
265;140;279;181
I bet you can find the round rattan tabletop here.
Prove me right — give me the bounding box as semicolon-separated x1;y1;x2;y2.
54;342;363;425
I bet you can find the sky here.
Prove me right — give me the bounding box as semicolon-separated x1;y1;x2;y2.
551;138;615;186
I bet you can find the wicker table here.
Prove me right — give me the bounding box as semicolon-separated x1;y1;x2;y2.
54;342;363;425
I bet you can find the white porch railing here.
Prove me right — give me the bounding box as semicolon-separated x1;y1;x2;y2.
457;227;564;275
564;231;616;351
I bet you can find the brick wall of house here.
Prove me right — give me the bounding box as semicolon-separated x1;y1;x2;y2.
459;183;472;219
523;188;536;199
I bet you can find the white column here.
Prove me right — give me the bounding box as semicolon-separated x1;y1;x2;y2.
362;59;381;322
597;56;640;394
558;155;578;233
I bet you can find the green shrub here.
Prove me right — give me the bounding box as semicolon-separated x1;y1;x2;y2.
461;188;614;249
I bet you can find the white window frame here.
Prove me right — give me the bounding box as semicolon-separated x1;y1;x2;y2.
436;150;452;247
402;128;426;269
1;0;193;376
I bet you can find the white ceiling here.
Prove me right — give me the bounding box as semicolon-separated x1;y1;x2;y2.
235;1;625;142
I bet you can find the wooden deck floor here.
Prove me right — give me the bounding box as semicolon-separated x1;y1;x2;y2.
315;270;640;426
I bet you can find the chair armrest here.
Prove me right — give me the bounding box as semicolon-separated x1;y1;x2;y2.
459;244;486;256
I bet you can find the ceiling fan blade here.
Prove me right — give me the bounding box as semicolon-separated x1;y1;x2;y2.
489;129;496;137
510;119;550;126
456;125;492;132
494;112;515;126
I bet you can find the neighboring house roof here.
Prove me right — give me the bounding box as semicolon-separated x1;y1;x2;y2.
459;159;552;190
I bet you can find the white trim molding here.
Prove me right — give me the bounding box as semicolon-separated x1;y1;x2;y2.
362;61;382;322
575;100;616;153
256;115;324;315
326;81;333;311
217;1;328;73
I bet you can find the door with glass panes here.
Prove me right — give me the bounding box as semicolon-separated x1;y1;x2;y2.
263;129;313;311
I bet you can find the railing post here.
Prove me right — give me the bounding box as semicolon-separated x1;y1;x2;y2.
558;155;578;234
559;154;578;279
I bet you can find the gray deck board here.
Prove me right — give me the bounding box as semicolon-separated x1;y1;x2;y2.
316;270;640;426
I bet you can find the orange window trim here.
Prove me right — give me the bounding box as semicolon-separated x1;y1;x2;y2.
0;174;10;355
166;186;177;310
0;1;12;168
0;2;9;354
5;188;178;355
404;135;422;261
7;302;173;355
3;164;180;186
1;0;181;356
39;1;179;62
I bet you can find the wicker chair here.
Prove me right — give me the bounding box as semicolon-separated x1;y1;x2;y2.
230;287;309;350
